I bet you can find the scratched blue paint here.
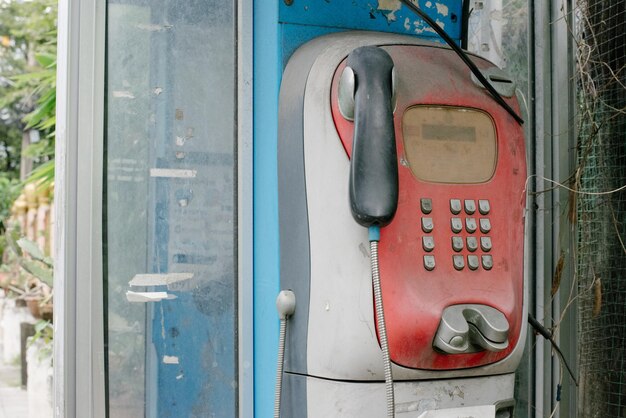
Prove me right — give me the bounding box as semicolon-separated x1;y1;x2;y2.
279;1;463;39
279;1;463;66
154;293;236;417
253;1;463;417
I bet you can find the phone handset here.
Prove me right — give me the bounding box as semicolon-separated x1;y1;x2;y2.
341;46;398;227
341;46;398;418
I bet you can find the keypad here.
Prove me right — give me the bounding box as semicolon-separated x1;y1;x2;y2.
420;197;494;271
450;199;462;215
482;255;493;270
451;236;464;252
423;236;435;252
424;255;436;271
451;218;463;233
478;200;490;215
422;217;434;233
465;218;477;233
420;198;433;214
467;255;479;270
480;237;492;252
479;218;491;234
453;255;465;270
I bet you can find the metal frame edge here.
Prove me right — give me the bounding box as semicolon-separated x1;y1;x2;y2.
54;0;106;417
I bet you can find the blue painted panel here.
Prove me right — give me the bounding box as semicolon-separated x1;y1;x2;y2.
279;0;463;39
154;293;236;417
253;2;281;418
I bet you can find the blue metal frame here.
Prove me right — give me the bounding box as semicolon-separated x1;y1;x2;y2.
253;1;463;416
253;2;281;417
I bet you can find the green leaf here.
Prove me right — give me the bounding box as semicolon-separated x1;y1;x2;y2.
35;53;55;68
19;259;53;286
16;237;51;265
24;160;55;188
34;319;50;333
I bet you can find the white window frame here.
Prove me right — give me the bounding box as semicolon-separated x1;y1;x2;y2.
54;1;253;416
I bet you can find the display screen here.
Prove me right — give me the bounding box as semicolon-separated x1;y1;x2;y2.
402;106;497;183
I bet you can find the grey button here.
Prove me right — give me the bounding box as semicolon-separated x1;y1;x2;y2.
466;218;477;233
422;236;435;252
420;198;433;214
480;237;492;252
453;255;465;270
424;255;436;271
466;237;478;252
451;217;463;233
422;217;434;233
468;255;479;270
479;218;491;233
451;236;464;252
482;255;493;270
478;199;490;215
450;199;462;214
464;200;476;214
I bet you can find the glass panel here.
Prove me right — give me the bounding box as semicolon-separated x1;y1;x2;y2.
402;106;497;184
105;1;237;417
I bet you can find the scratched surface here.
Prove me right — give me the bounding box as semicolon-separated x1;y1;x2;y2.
106;1;237;417
279;0;463;63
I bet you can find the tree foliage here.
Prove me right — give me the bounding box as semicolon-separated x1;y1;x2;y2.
0;0;57;253
0;0;57;185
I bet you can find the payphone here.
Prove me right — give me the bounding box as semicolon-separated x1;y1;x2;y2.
277;30;527;417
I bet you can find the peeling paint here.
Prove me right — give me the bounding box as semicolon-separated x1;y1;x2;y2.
395;398;438;413
448;385;465;399
163;355;180;364
377;0;401;22
404;17;411;30
425;1;432;7
435;3;449;16
176;374;184;380
412;20;437;35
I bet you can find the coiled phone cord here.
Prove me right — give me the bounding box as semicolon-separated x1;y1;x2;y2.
370;226;395;418
274;290;296;418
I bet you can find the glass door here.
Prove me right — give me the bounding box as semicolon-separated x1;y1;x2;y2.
104;1;237;416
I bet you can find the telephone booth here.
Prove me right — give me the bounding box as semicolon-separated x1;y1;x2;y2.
54;1;577;417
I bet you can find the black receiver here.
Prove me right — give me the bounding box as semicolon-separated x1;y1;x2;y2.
347;46;399;227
